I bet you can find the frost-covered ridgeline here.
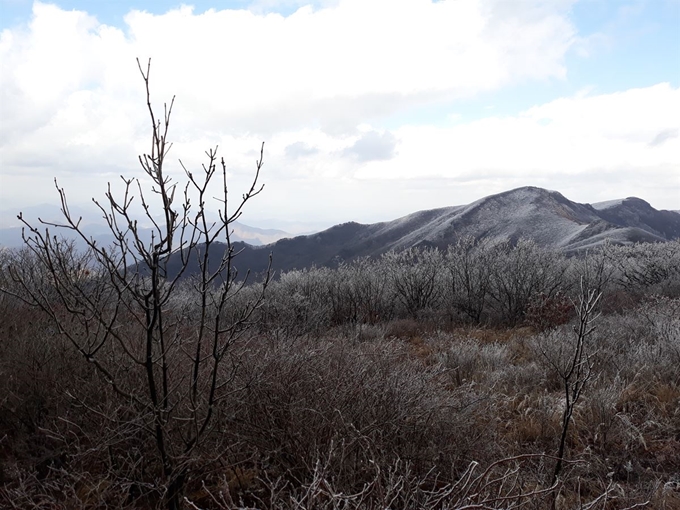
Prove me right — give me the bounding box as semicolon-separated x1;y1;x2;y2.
154;186;680;280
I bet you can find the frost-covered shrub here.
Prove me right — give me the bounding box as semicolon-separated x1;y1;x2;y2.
491;360;547;394
487;239;568;326
438;336;511;385
577;375;626;451
590;297;680;384
228;337;491;491
443;237;498;324
567;244;616;297
332;257;395;325
607;239;680;297
260;267;335;337
382;247;445;319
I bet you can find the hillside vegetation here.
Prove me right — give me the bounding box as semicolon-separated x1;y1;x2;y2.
1;238;679;509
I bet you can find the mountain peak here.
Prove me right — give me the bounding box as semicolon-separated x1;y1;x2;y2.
154;186;679;279
622;197;653;208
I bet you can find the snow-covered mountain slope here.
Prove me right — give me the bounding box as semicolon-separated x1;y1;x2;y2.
162;186;680;279
323;186;676;255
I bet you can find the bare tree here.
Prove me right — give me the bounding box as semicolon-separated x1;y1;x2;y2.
383;247;444;319
444;236;497;324
606;240;680;295
5;59;270;509
537;277;601;490
488;239;568;326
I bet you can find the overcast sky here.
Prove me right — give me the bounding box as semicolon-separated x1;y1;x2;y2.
1;0;679;232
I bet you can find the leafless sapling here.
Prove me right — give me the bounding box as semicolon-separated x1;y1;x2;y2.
6;58;270;509
542;277;601;487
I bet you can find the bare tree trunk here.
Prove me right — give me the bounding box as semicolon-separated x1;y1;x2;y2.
6;58;270;508
549;278;601;487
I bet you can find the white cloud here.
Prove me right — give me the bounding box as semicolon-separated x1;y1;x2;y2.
341;130;397;162
355;83;680;180
649;128;679;147
1;0;577;133
0;0;677;229
284;141;318;159
258;83;679;222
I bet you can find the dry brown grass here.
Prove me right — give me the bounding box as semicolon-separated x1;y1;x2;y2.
2;269;678;508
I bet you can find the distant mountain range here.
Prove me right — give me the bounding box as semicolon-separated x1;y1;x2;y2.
0;204;291;249
4;187;679;279
161;186;679;279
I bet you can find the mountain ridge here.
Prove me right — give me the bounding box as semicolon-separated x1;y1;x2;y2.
164;186;680;279
5;187;678;278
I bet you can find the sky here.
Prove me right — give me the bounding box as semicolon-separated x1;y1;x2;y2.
0;0;679;232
